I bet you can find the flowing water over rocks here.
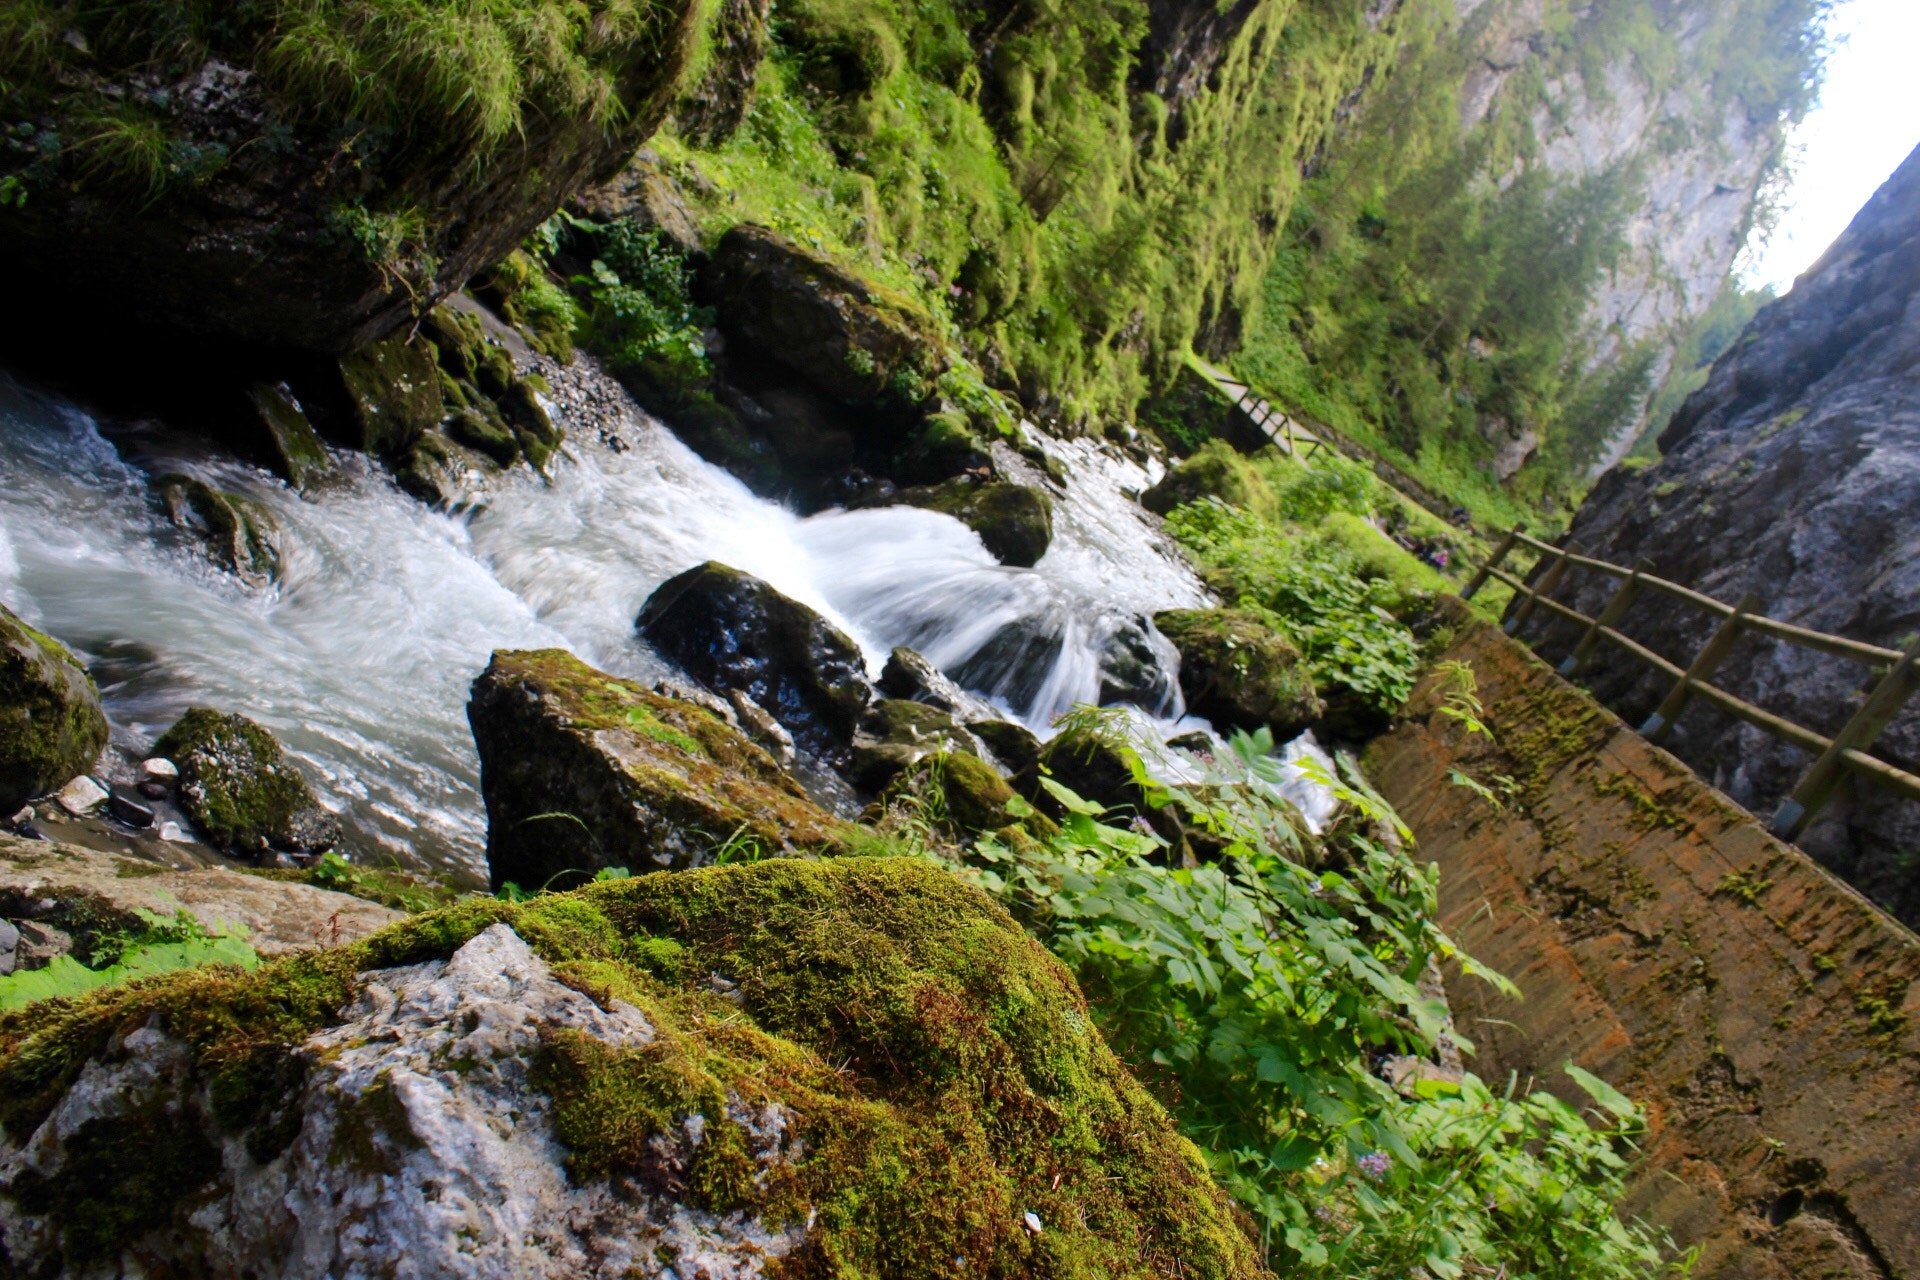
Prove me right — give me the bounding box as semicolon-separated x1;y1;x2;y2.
0;359;1208;881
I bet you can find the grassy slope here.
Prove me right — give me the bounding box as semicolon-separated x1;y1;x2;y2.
648;0;1407;430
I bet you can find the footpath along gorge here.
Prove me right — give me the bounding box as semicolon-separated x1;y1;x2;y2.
0;0;1913;1277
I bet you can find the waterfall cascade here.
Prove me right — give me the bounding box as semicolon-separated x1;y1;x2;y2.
0;361;1217;879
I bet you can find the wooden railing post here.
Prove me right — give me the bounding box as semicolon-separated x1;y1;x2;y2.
1640;592;1762;744
1462;527;1519;601
1504;536;1576;635
1772;634;1920;840
1560;558;1654;675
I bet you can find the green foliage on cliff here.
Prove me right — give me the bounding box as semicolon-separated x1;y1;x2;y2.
1232;0;1828;518
650;0;1408;427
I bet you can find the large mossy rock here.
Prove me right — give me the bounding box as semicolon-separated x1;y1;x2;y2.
0;605;108;812
708;224;948;416
0;4;701;354
637;562;873;760
1153;608;1324;737
885;477;1054;567
0;860;1269;1278
468;649;845;891
333;331;445;457
152;710;339;856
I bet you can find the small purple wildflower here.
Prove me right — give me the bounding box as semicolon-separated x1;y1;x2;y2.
1356;1151;1391;1180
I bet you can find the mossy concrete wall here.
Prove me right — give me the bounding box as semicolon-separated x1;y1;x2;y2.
1367;599;1919;1280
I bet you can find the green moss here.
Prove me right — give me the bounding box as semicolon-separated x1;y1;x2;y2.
0;860;1265;1276
1493;678;1614;806
152;708;329;852
1714;868;1774;905
1592;772;1692;835
0;601;109;809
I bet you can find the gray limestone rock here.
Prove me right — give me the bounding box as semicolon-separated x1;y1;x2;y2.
1551;144;1920;926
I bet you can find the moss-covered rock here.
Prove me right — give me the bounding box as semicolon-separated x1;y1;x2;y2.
151;710;339;856
334;331;444;457
707;223;949;418
0;859;1269;1277
847;698;980;791
893;477;1054;567
1140;440;1270;516
637;561;873;760
0;605;108;812
468;649;847;891
243;383;333;491
0;1;702;355
152;475;281;587
1153;608;1324;737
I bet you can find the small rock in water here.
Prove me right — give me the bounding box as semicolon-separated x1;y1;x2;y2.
8;805;33;828
158;821;191;843
54;775;108;815
140;757;180;785
138;780;169;800
1165;730;1214;754
109;789;155;829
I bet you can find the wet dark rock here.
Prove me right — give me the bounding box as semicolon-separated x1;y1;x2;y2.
152;709;340;856
707;224;948;418
154;474;281;586
847;699;981;791
1;8;701;355
334;331;444;457
1018;728;1143;820
468;648;844;890
0;603;109;812
1558;144;1920;925
108;789;155;829
638;561;873;760
1165;729;1215;754
1097;617;1179;712
1153;608;1323;737
392;430;496;511
245;382;333;490
969;719;1044;776
877;647;1002;724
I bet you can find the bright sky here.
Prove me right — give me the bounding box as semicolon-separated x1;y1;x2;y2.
1741;0;1920;292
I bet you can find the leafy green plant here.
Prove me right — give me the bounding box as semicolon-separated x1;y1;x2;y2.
569;218;713;385
1166;498;1423;713
953;734;1681;1279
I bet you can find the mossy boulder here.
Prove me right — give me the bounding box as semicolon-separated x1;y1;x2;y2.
847;698;981;791
467;649;846;891
0;1;702;354
152;475;280;587
0;859;1269;1277
1141;440;1268;516
334;331;444;457
1153;608;1324;737
891;477;1054;567
151;710;340;856
0;605;108;811
637;561;873;761
882;750;1044;836
707;224;949;417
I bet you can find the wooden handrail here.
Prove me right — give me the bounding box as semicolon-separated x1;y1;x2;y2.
1475;527;1920;842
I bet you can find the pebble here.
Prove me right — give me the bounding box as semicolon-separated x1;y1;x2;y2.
138;780;169;800
140;757;180;785
8;805;32;828
158;821;190;843
1023;1211;1043;1235
54;775;108;815
109;789;155;829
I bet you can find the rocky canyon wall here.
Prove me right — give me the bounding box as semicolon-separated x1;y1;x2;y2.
1558;144;1920;928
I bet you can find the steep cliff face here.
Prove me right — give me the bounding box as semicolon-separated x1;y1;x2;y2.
1559;144;1920;926
1233;0;1821;515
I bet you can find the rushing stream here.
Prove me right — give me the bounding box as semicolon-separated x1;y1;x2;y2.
0;362;1212;881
